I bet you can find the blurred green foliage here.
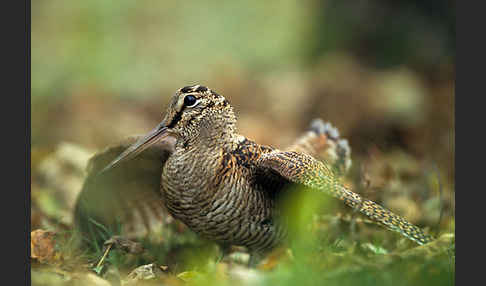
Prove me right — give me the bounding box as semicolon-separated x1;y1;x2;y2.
32;0;454;98
32;0;313;97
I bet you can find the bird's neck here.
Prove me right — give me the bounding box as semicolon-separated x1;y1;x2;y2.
177;105;239;151
177;120;241;154
169;125;243;185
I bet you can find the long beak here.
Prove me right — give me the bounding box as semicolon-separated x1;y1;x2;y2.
99;123;170;174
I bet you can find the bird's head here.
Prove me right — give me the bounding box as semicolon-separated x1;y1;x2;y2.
101;85;236;172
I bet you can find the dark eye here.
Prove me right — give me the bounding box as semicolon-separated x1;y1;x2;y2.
184;95;198;107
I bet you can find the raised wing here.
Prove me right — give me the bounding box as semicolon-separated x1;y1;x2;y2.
74;135;175;242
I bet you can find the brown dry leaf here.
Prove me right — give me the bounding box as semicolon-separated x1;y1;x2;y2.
31;229;58;264
258;247;292;271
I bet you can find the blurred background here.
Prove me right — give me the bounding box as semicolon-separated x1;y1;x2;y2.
31;0;454;284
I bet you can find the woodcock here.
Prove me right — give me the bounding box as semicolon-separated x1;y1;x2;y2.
74;85;433;265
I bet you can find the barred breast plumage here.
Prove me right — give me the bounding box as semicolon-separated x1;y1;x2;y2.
162;138;287;253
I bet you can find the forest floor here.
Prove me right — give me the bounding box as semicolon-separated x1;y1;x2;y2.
31;59;455;286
